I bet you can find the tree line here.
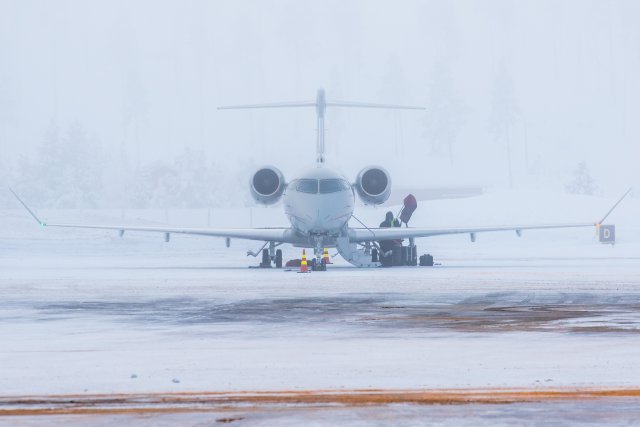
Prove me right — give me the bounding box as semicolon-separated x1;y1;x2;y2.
2;122;253;209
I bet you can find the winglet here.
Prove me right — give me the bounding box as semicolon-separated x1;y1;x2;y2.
596;188;632;226
8;188;46;227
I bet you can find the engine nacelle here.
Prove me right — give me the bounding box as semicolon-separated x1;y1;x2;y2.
250;166;286;205
354;166;391;205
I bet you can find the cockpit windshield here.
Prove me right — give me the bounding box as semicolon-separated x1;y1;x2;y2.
319;179;351;194
296;179;318;194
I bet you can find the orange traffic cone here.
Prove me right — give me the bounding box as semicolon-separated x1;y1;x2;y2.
322;248;332;264
299;249;309;273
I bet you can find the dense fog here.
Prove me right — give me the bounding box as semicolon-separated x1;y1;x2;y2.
1;0;638;208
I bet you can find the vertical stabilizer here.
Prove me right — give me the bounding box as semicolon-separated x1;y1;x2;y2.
315;89;326;164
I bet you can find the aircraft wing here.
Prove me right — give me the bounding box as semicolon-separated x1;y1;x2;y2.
45;223;297;243
350;188;632;243
9;189;297;244
349;223;594;243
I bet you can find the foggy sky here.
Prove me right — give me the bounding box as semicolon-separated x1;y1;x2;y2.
1;0;639;201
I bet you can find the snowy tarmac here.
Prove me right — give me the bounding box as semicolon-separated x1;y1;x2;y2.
1;193;639;425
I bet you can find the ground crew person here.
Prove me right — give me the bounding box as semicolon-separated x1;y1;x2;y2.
379;211;400;266
380;211;400;228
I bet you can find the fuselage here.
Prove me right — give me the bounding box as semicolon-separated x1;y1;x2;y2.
283;166;355;239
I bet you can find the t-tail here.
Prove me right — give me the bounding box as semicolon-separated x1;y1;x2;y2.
218;88;425;164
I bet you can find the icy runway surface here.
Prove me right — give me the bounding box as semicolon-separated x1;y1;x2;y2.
1;193;639;424
3;261;640;395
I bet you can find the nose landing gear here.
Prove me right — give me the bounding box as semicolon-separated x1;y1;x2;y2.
311;238;328;271
309;257;327;271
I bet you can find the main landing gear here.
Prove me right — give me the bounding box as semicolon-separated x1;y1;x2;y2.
260;248;282;268
249;241;282;268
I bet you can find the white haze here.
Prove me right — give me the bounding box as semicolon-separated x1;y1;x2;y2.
0;0;639;208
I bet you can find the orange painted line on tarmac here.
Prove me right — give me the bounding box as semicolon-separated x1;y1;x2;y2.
2;387;640;416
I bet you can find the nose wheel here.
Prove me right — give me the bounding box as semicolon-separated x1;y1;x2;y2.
309;257;327;271
311;238;328;271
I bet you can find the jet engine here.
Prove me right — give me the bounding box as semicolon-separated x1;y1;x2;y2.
354;166;391;205
250;166;286;205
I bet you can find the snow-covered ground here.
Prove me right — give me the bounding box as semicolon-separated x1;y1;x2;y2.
1;190;639;425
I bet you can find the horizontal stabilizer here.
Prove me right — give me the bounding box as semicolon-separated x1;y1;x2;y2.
218;101;315;110
219;88;425;164
327;101;425;110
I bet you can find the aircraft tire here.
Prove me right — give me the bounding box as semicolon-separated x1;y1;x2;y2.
275;249;283;268
261;249;271;267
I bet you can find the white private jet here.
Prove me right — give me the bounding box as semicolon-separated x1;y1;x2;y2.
10;89;630;269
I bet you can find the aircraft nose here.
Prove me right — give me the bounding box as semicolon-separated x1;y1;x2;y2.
307;208;330;231
311;208;323;228
312;206;346;229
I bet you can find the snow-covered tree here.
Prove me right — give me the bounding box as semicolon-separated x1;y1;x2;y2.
58;122;105;207
379;56;410;156
15;121;105;208
488;60;519;188
114;13;148;171
0;67;11;203
127;148;253;209
0;158;12;208
128;161;177;208
423;61;468;166
565;161;597;195
13;122;63;206
122;69;148;170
